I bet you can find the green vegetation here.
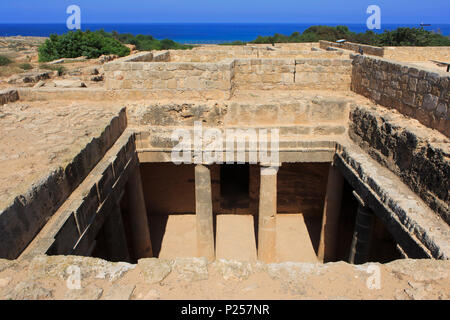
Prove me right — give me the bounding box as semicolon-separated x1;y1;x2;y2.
220;40;246;46
38;30;193;62
108;31;193;50
223;26;450;47
19;63;33;70
0;55;13;66
38;30;131;62
376;28;450;46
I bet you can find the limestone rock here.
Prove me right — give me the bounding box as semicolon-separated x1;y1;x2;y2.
28;255;135;282
82;67;100;75
0;258;19;273
211;259;254;281
99;54;118;64
138;258;172;284
172;257;209;281
0;277;12;288
64;285;103;300
91;75;104;82
93;261;136;282
6;281;53;300
33;80;45;88
53;80;87;88
8;71;51;84
267;262;327;281
0;89;19;106
386;259;450;281
103;284;135;300
143;289;161;300
68;69;82;76
48;57;87;65
48;58;65;65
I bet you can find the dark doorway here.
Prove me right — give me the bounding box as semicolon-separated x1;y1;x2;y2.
220;164;250;210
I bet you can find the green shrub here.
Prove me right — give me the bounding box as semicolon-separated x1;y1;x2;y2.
19;63;33;70
106;31;193;50
38;30;131;62
38;30;193;62
220;40;246;46
378;27;450;46
0;55;12;66
249;26;450;46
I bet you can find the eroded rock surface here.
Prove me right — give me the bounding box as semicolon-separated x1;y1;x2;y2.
0;255;449;300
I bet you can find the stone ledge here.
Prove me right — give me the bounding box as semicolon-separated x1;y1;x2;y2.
335;140;450;259
349;104;449;223
0;255;448;299
0;108;127;260
320;40;385;57
20;130;136;259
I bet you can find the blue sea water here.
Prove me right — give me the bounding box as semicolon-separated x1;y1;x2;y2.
0;23;449;43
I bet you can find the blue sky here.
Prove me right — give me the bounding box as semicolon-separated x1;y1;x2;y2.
0;0;449;23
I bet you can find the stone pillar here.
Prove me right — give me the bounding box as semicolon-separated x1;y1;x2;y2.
258;166;277;263
317;163;344;262
195;164;215;261
102;205;131;262
125;165;153;259
348;192;374;264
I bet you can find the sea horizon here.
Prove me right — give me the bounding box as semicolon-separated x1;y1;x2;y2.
1;22;449;44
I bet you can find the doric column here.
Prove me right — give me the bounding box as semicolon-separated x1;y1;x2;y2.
348;192;374;264
258;166;277;263
125;165;153;259
318;163;344;262
195;164;215;261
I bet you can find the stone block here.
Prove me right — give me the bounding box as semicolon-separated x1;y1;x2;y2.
96;164;115;204
50;213;80;255
74;182;100;234
422;94;439;111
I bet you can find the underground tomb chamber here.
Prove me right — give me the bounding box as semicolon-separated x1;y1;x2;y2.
83;161;402;264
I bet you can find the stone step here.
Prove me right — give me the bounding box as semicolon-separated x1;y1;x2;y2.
215;214;257;261
276;214;319;263
155;213;320;262
156;214;197;259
